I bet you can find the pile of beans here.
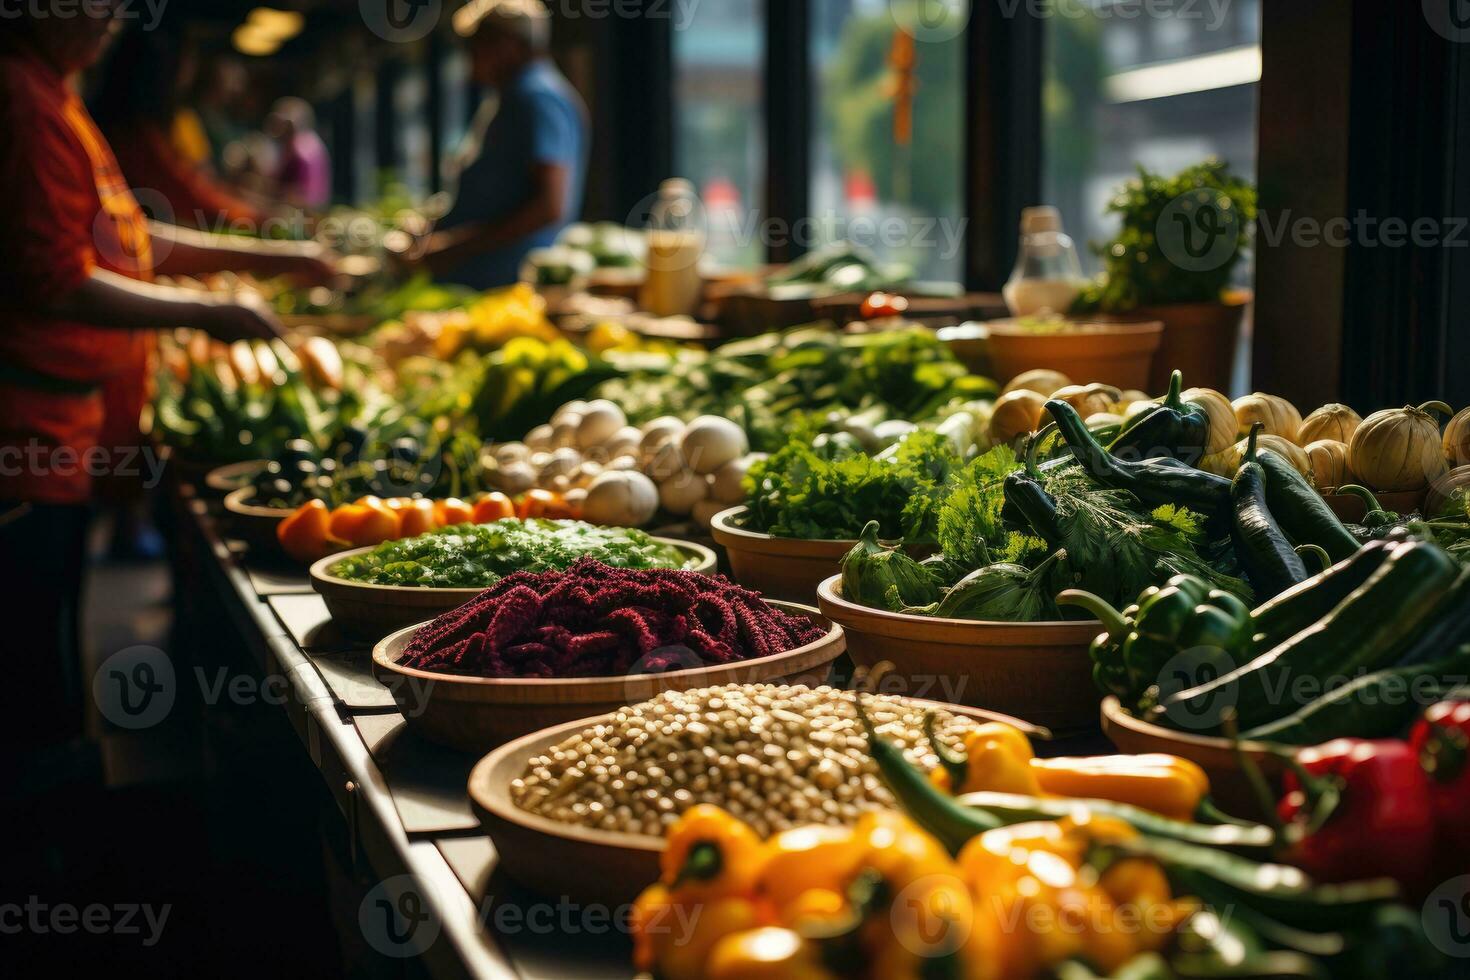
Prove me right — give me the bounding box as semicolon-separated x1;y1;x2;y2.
511;683;981;839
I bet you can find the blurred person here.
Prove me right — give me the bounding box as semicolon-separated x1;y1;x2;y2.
266;97;332;211
91;25;268;233
193;58;249;174
416;0;588;288
0;11;336;766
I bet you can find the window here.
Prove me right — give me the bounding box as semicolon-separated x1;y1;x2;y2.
810;0;965;283
1043;0;1262;275
671;0;765;268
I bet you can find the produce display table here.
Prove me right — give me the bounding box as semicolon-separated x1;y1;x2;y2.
172;481;631;980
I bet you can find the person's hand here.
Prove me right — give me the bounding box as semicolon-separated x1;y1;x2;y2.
275;242;341;288
197;292;284;343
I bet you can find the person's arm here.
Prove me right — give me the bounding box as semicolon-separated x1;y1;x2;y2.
44;268;282;343
418;161;568;277
148;222;338;285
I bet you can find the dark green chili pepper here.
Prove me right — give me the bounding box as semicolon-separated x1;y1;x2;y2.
1046;399;1232;515
1231;424;1310;600
1108;370;1212;465
1002;431;1063;545
1255;447;1362;562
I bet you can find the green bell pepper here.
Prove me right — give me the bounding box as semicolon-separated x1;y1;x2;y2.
1060;573;1254;706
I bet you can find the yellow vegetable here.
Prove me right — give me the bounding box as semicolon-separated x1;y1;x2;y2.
1348;402;1452;491
1050;383;1122;419
1002;368;1071;397
988;388;1047;446
1304;439;1354;490
1216;433;1312;477
1182;386;1238;455
1444;406;1470;467
1299;403;1363;445
1232;392;1302;443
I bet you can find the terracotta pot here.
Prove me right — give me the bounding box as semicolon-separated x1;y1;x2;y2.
709;506;935;604
982;320;1164;392
817;576;1101;735
1100;696;1283;819
221;487;292;553
1098;291;1251;394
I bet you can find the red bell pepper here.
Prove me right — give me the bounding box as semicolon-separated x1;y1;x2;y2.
1277;738;1436;894
1410;698;1470;872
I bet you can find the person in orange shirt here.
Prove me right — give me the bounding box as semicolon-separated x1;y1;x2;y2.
0;13;335;761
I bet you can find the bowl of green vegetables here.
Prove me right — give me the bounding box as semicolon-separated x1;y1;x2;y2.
310;518;717;641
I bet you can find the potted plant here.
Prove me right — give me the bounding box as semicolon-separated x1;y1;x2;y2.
1073;159;1257;393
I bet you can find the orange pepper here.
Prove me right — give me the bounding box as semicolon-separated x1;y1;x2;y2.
276;500;347;563
433;497;474;527
517;488;577;520
397;498;436;538
381;497;414;513
471;492;516;524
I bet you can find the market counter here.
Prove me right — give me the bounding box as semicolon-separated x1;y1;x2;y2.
174;483;632;980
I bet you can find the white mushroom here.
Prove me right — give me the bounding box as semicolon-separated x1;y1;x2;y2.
576;399;628;450
679;416;748;475
580;470;659;526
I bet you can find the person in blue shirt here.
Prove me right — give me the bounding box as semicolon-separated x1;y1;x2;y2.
421;0;588;288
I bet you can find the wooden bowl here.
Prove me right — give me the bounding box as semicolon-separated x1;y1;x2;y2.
203;460;266;500
817;575;1100;735
311;537;718;642
1100;696;1284;819
222;487;293;553
371;601;846;752
709;506;934;605
985;320;1165;393
469;697;1042;908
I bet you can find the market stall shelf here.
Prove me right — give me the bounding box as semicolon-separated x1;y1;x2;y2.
310;537;718;641
817;575;1100;735
370;602;845;752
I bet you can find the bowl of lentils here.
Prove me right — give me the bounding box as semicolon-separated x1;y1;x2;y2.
466;683;1039;906
371;559;846;750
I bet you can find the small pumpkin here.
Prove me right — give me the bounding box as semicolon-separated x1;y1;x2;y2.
1443;406;1470;467
1426;464;1470;518
1232;392;1303;444
1182;387;1237;455
1304;439;1354;491
1002;368;1072;398
988;388;1048;446
1348;401;1452;491
1113;389;1150;410
1122;400;1158;421
1051;383;1123;419
1085;412;1126;429
1219;433;1312;477
1298;403;1363;446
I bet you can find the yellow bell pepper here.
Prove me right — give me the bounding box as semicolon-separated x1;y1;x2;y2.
959;814;1184;979
705;927;838;980
757;824;863;918
929;722;1040;796
660;804;770;903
